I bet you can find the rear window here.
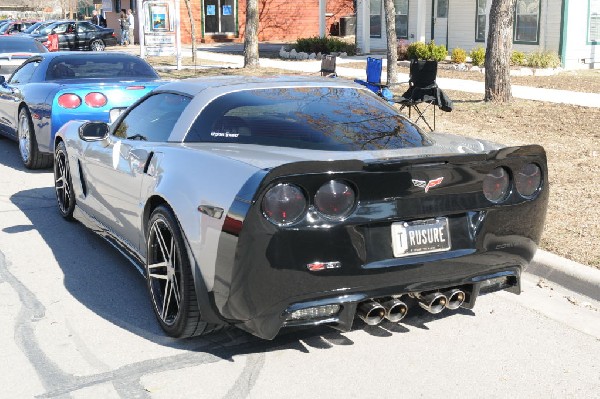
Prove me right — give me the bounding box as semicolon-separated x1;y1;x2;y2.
184;87;430;151
46;55;158;80
0;39;47;53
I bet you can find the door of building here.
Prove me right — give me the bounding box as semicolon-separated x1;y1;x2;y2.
204;0;236;34
433;0;448;48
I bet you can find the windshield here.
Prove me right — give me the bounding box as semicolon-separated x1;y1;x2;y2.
46;55;159;80
185;87;431;151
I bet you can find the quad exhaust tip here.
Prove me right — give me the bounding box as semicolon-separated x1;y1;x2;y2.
414;292;447;314
357;301;386;325
445;289;466;310
380;298;408;322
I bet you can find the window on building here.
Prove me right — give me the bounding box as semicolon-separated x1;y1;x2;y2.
475;0;487;42
514;0;540;43
437;0;448;18
590;0;600;43
394;0;408;38
370;0;382;38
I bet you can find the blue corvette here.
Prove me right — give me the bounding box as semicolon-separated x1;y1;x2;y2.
0;52;165;169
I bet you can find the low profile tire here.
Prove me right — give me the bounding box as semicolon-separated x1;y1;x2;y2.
18;107;52;169
54;141;75;220
90;39;105;51
146;206;222;338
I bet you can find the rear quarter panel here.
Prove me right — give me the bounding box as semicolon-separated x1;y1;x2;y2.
140;146;262;292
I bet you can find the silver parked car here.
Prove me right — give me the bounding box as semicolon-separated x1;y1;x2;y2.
53;76;548;340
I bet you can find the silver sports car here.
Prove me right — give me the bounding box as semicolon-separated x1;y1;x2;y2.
54;76;549;340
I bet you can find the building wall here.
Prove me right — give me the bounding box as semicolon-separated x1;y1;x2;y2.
176;0;353;43
564;0;600;69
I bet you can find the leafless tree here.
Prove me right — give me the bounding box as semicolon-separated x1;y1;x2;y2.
183;0;197;63
383;0;399;85
484;0;517;102
244;0;259;68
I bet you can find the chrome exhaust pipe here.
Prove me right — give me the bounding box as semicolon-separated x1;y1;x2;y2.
414;292;447;314
357;301;386;325
445;289;466;310
380;298;408;322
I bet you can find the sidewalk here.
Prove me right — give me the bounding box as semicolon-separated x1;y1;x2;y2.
115;44;600;107
198;49;600;108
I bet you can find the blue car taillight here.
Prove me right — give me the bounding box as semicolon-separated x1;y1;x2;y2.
84;92;108;108
57;93;81;109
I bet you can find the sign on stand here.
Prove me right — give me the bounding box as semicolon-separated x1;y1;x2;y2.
138;0;182;69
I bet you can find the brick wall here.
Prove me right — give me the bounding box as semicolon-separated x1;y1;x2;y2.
178;0;353;44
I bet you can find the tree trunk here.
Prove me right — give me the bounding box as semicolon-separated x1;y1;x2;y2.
383;0;399;85
244;0;259;68
183;0;197;64
484;0;516;102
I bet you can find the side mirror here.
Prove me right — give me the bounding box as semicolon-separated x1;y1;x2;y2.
79;121;109;142
0;76;5;86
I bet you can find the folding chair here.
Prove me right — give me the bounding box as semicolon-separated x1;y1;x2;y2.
320;55;337;77
394;59;453;131
354;57;395;101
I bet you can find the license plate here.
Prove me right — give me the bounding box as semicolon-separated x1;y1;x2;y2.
109;107;126;124
391;217;451;257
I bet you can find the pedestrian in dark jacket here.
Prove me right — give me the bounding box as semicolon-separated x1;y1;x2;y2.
91;10;106;27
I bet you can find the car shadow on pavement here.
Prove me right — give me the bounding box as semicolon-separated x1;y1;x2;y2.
9;185;479;356
0;137;54;174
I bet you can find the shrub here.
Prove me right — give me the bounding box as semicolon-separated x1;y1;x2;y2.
428;41;448;62
451;48;467;64
526;50;561;69
407;41;429;60
406;41;447;61
294;36;356;55
470;47;486;66
510;50;527;66
397;39;409;61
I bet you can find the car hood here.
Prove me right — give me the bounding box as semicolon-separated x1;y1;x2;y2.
182;133;504;170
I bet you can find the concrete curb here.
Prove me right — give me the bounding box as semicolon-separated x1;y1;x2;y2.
526;250;600;301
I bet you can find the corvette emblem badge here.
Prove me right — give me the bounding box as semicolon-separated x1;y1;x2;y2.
412;177;444;193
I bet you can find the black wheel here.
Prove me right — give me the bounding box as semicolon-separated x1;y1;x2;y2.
146;206;222;338
54;141;76;220
18;107;52;169
90;39;105;51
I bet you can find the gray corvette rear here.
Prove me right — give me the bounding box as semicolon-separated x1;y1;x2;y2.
54;76;548;339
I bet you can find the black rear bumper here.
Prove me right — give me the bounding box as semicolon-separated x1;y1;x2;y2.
207;146;548;339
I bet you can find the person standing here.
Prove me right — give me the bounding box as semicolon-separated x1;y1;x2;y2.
119;9;130;46
127;9;135;45
91;10;106;27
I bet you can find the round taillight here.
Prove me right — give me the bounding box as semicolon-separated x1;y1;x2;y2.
515;163;542;198
57;93;81;109
262;184;307;226
483;167;510;203
84;92;107;108
314;180;356;219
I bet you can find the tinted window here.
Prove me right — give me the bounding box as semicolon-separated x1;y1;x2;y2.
185;87;430;151
9;61;40;84
46;55;159;80
77;22;96;32
113;93;191;142
0;38;47;53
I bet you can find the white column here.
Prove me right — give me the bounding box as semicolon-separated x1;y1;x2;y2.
319;0;326;37
415;0;426;43
358;0;370;54
175;0;181;70
138;0;144;59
